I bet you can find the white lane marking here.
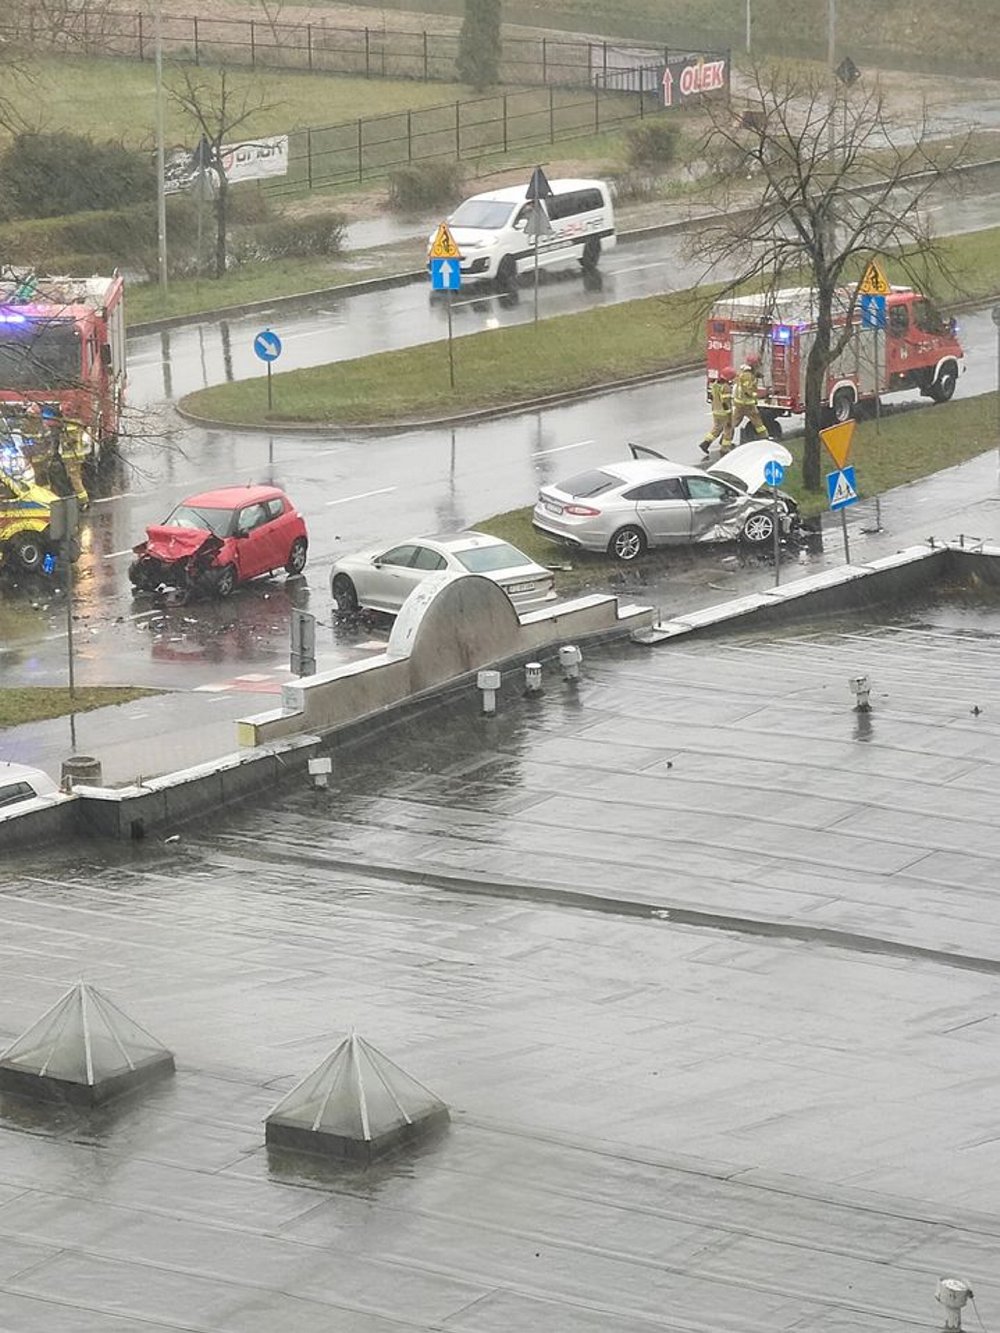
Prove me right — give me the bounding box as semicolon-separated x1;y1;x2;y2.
103;549;134;559
532;438;594;457
325;486;396;507
612;261;673;276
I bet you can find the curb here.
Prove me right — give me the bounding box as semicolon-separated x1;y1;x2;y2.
128;157;1000;338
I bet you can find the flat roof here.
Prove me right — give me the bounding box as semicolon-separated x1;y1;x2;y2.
3;597;1000;1328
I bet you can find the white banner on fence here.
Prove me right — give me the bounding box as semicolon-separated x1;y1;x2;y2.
220;135;289;183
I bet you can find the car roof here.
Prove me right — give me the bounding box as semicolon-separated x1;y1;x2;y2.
461;180;607;206
182;485;285;508
556;460;692;488
0;762;57;791
420;530;509;551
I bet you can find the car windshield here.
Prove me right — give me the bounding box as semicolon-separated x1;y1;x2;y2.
448;199;516;230
557;469;621;498
454;543;530;573
163;504;234;537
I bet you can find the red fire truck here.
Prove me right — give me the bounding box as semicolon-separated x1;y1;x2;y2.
706;285;964;437
0;271;127;454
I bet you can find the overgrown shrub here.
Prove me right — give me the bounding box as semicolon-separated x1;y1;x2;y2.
0;133;156;220
387;161;466;214
230;212;347;264
0;196;199;276
624;121;681;173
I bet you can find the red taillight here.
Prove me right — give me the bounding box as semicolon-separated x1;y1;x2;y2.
565;504;600;516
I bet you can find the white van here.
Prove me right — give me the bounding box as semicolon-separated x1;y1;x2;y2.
432;179;616;287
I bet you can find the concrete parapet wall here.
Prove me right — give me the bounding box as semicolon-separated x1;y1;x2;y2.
0;794;77;852
242;580;653;746
74;735;320;841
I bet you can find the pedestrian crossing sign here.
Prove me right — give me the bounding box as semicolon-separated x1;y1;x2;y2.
826;466;859;511
858;259;890;296
429;222;462;260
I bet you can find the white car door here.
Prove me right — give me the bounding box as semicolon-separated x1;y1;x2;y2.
364;543;422;611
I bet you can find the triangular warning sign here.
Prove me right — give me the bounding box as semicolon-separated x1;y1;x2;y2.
831;471;857;506
858;259;890;296
820;419;856;469
429;222;461;260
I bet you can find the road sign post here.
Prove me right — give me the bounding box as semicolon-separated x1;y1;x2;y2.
429;224;462;390
525;166;553;327
821;420;858;567
860;294;886;435
253;328;283;411
290;608;316;677
762;458;785;586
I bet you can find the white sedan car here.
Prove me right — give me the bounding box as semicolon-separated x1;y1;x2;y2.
0;762;59;811
331;531;556;615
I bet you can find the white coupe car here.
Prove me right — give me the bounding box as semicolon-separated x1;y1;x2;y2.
330;531;556;615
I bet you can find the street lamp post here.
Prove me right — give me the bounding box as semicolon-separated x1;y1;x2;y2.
746;0;752;54
155;0;168;294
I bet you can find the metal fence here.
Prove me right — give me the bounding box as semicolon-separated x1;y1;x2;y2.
3;8;672;90
269;83;662;195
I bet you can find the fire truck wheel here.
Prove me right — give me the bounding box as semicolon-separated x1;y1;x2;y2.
760;411;783;441
12;535;44;571
928;364;958;403
831;388;856;423
740;511;775;545
609;526;647;562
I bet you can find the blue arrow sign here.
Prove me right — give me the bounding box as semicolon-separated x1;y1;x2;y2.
860;294;886;329
827;466;859;511
763;459;785;487
253;329;282;362
430;257;461;291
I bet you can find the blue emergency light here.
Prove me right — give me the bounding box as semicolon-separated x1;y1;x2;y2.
771;324;792;345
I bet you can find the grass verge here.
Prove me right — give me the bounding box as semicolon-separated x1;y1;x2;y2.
0;687;160;728
475;393;1000;575
180;221;1000;429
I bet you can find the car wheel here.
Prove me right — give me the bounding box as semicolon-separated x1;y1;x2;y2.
332;573;359;613
495;254;517;290
832;387;855;423
740;510;776;545
214;564;237;598
609;526;647;562
12;534;44;571
928;363;958;403
579;237;601;271
285;536;308;575
128;559;161;592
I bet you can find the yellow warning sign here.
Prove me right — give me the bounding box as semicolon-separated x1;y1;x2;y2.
429;222;462;260
858;259;890;297
820;419;856;470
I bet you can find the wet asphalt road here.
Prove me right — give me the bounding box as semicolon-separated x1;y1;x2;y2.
3;188;1000;694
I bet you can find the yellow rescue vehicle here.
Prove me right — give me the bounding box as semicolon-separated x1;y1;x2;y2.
0;437;62;572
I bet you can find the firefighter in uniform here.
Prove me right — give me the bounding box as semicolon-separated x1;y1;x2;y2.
700;365;735;456
731;354;771;443
41;405;90;507
19;403;51;487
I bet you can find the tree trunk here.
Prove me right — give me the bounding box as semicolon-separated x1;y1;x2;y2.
802;286;835;491
214;173;228;279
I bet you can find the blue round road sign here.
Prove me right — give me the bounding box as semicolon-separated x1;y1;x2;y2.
763;459;785;487
253;329;282;362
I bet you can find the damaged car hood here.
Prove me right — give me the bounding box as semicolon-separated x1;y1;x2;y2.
707;440;794;494
139;525;223;562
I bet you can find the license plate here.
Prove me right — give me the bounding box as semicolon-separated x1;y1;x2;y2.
507;582;537;595
545;502;563;515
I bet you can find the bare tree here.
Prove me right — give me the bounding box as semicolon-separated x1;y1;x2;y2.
689;63;969;490
168;68;276;279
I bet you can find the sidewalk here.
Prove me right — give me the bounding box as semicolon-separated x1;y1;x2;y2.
4;448;1000;788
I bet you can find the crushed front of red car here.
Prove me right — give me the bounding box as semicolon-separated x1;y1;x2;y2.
128;524;228;598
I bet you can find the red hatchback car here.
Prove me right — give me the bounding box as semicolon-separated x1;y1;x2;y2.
129;485;308;598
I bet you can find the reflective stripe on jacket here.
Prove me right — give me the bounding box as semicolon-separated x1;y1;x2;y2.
733;368;759;407
709;380;732;415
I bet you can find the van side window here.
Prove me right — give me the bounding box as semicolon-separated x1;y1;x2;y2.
548;188;604;221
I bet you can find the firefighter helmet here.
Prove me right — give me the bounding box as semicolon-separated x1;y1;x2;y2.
721;364;736;381
745;353;761;367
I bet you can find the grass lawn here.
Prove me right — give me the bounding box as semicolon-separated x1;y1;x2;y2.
0;687;161;729
476;393;1000;573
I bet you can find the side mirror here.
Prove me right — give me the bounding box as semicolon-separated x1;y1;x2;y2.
513;218;527;231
